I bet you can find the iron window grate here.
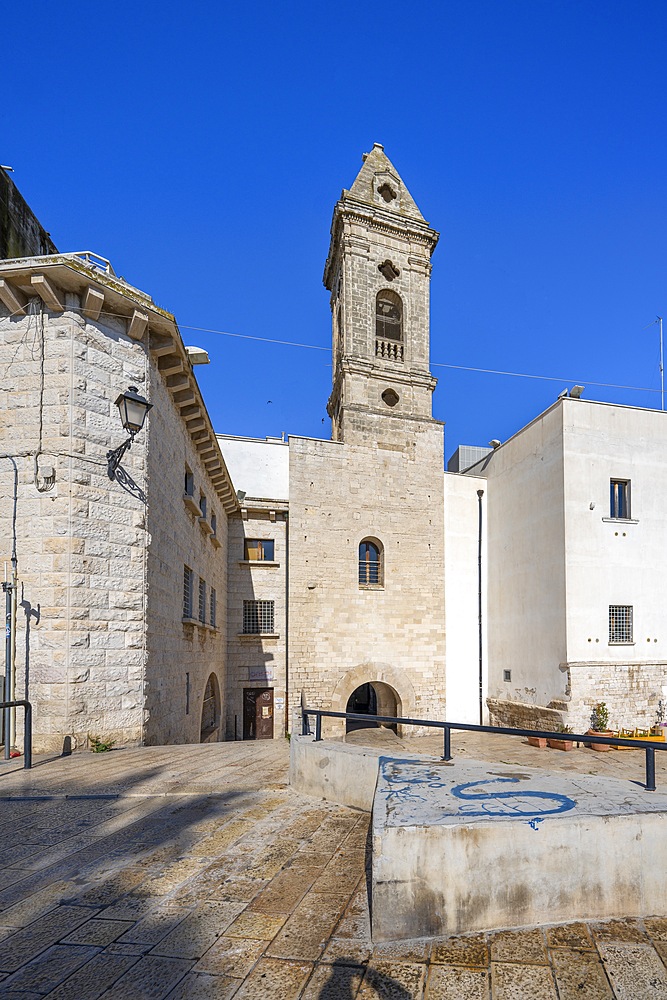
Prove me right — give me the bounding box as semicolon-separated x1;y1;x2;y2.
183;566;193;618
198;578;207;623
243;599;274;634
609;604;633;643
210;588;217;628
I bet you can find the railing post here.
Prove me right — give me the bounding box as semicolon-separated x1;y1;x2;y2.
645;746;656;791
23;701;31;770
315;713;322;742
302;709;310;736
443;724;452;762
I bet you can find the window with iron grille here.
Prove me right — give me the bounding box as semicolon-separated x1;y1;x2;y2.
183;565;193;618
359;539;383;587
609;605;633;643
198;578;207;623
243;599;274;634
610;479;630;519
210;588;217;628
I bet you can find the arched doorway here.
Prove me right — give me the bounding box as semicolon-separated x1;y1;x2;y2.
200;673;221;743
345;681;400;733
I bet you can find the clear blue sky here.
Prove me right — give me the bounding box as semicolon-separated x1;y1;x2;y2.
4;1;666;462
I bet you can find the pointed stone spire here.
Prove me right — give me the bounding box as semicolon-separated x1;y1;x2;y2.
343;143;426;222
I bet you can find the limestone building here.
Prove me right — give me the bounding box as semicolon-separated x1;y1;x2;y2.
1;151;665;754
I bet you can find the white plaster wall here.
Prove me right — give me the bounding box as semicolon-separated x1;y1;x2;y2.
477;405;567;708
443;472;488;723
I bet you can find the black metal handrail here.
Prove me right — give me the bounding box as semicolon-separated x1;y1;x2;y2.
1;700;32;769
301;708;667;792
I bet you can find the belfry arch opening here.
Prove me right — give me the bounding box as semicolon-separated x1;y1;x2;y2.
345;681;401;733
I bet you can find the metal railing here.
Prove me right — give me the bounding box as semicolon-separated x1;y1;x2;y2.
301;708;667;792
1;700;32;769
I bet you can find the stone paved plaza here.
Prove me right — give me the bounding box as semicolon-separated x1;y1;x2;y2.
0;732;666;998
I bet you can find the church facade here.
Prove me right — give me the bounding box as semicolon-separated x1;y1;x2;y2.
1;150;665;753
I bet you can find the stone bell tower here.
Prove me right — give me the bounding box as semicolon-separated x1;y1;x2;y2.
323;143;440;444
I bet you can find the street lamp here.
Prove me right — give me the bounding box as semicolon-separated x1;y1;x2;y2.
107;386;152;480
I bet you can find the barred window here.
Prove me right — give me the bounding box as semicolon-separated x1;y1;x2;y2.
609;605;633;643
210;588;217;628
198;577;206;624
243;599;274;634
610;479;630;519
183;565;193;618
359;539;383;587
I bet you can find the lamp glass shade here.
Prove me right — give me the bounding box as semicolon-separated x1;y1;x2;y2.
115;387;152;434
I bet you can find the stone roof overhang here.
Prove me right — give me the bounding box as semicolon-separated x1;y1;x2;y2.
0;253;239;514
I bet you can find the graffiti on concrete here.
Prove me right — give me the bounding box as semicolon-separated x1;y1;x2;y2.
451;777;576;817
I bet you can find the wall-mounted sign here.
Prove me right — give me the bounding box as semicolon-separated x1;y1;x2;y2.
248;666;274;681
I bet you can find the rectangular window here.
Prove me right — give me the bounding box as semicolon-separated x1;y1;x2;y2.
184;465;194;497
210;588;217;628
198;577;206;623
609;604;633;644
199;493;207;518
211;513;217;538
244;539;275;561
610;479;630;519
183;565;193;618
243;599;275;634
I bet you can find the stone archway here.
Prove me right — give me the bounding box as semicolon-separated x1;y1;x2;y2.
330;663;417;739
346;680;401;733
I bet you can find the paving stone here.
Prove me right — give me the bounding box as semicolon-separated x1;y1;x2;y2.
0;880;73;927
424;965;490;999
266;892;350;960
330;908;372;941
70;869;148;906
489;928;548;964
597;942;667;999
550;947;613;999
491;961;559;999
591;919;649;944
311;870;364;895
62;918;135;946
321;937;372;965
301;960;365;999
42;952;139;1000
194;935;266;977
232;957;313;999
545;922;594;950
372;939;430;963
151;901;245;958
645;917;667;942
116;907;191;946
0;905;97;972
249;868;319;914
358;961;426;999
136;859;205;895
97;955;193;1000
224;910;288;941
163;971;242;1000
189;821;255;857
1;943;99;994
430;933;488;967
99;896;154;921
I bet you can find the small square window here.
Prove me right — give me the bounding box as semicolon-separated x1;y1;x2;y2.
503;670;512;682
243;599;274;634
610;479;630;519
245;539;275;561
609;605;633;643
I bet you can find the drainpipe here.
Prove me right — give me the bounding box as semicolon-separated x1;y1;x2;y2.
284;509;289;736
2;456;18;758
477;489;484;726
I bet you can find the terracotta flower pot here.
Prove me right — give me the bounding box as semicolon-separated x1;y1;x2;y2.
527;737;547;748
586;729;614;751
547;738;574;751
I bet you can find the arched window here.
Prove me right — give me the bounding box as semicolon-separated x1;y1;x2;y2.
200;672;221;742
376;290;403;343
359;539;383;587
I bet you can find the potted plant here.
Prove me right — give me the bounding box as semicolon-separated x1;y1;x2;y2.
586;702;614;752
547;724;574;751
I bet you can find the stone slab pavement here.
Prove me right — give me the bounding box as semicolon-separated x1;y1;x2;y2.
0;733;664;998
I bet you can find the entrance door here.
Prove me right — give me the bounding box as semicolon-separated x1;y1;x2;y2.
243;688;274;740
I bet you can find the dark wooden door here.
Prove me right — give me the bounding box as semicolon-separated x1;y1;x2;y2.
243;688;274;740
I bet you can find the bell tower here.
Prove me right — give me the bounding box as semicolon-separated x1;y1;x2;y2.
323;143;440;444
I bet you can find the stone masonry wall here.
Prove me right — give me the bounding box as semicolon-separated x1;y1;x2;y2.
144;364;228;745
225;509;287;740
566;662;667;733
0;295;149;752
288;422;445;736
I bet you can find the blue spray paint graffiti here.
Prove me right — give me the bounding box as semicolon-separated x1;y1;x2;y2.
451;778;576;818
